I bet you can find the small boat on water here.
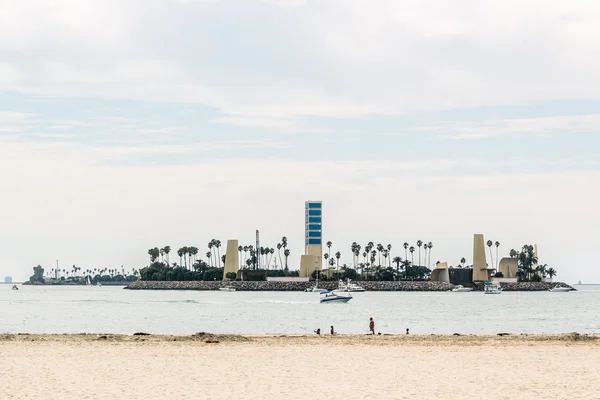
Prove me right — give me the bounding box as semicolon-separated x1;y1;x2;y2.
12;285;18;291
484;281;503;294
549;285;571;292
219;282;236;292
336;279;366;292
451;285;473;292
305;269;325;292
319;290;352;303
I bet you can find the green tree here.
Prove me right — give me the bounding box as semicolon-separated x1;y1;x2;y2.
460;257;466;268
547;268;557;279
416;240;423;266
29;265;45;283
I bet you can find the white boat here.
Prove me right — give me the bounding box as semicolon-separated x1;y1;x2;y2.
305;265;325;292
337;279;366;292
319;290;352;303
451;285;473;292
549;285;571;292
219;282;236;292
484;281;503;294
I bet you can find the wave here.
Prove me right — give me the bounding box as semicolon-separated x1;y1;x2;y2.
244;300;312;305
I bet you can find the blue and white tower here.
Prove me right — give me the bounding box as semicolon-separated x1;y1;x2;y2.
304;200;323;273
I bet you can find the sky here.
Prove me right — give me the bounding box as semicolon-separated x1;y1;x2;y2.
1;0;599;283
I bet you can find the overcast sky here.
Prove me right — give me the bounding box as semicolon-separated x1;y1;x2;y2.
1;0;599;283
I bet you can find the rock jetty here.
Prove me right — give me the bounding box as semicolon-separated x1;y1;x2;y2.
125;280;454;291
125;280;574;291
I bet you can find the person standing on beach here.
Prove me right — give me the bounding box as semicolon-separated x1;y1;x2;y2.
315;328;321;335
330;326;335;335
406;328;409;335
369;317;375;334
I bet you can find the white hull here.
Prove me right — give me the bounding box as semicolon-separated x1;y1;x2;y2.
219;287;236;292
305;287;326;292
320;291;352;303
549;287;571;292
451;285;473;292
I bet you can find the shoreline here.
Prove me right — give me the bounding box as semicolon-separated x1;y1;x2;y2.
124;280;574;291
2;332;598;346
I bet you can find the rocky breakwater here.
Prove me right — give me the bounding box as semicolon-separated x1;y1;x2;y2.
125;280;454;291
475;282;575;291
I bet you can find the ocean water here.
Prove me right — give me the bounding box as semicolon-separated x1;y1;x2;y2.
1;284;599;335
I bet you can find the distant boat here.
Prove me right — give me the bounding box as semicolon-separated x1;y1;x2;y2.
305;268;325;292
12;285;18;291
451;285;473;292
549;285;571;292
319;290;352;303
219;282;236;292
484;281;503;294
336;279;366;292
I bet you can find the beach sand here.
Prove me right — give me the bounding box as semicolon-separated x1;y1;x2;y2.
1;334;599;400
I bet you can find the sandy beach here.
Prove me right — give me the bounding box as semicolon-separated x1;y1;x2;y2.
1;333;599;400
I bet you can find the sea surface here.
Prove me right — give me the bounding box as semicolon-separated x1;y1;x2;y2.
1;284;599;335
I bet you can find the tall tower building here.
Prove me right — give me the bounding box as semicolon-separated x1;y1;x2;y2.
304;200;323;272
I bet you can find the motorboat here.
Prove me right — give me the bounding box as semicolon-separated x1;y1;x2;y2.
549;285;571;292
319;290;352;303
451;285;473;292
305;287;327;293
337;279;366;292
484;281;503;294
12;285;18;290
219;287;236;292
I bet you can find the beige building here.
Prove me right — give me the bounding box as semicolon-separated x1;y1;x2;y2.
223;239;240;280
472;234;492;282
498;257;518;278
430;262;450;283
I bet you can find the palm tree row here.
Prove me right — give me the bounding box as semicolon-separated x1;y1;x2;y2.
147;237;292;272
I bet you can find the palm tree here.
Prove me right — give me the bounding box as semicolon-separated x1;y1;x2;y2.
324;253;329;269
177;248;184;266
403;242;409;261
205;251;211;267
547;267;557;279
335;251;341;270
351;242;358;267
238;245;243;268
214;240;222;267
326;241;332;258
423;243;429;267
460;257;466;268
393;256;402;278
208;240;214;266
163;246;171;264
160;248;165;263
427;242;433;268
190;247;199;269
243;246;249;266
409;246;415;264
376;243;383;266
386;244;392;267
494;241;500;269
284;249;290;272
486;240;494;269
277;243;283;270
416;240;423;266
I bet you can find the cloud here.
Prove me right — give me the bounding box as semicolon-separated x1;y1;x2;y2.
1;0;599;119
409;114;600;139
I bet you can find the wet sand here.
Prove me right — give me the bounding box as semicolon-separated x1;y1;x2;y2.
1;334;599;399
